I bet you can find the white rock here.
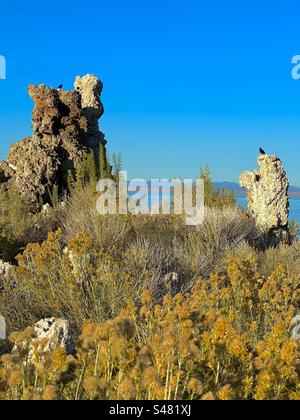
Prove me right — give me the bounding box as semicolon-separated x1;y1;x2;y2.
13;318;74;362
8;163;17;171
0;259;12;277
33;318;73;353
240;154;289;241
41;203;51;214
74;74;103;115
291;315;300;340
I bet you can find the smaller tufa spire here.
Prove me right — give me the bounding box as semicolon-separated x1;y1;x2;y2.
240;154;290;246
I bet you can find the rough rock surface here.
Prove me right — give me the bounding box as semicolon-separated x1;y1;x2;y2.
74;74;106;164
33;318;73;354
291;315;300;340
0;260;12;278
0;74;107;204
240;154;289;244
0;260;12;291
13;318;74;362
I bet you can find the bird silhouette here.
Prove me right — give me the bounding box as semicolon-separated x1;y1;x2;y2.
259;147;266;155
57;84;63;90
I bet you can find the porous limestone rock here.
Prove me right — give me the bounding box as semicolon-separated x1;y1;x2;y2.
0;259;12;278
13;318;74;363
33;318;73;354
74;74;107;166
0;161;15;184
240;154;289;244
0;259;12;291
0;75;108;204
291;315;300;340
74;74;104;128
41;203;51;215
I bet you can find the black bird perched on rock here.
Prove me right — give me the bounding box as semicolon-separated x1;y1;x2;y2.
57;84;63;90
259;147;266;155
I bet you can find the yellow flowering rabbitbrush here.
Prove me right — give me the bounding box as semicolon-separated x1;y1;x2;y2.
0;249;300;400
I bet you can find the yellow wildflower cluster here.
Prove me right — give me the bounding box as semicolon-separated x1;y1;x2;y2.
0;255;299;400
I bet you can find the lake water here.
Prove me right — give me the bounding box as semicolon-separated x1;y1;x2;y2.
236;196;300;225
132;190;300;226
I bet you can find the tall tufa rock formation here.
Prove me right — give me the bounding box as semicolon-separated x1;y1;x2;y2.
0;74;107;204
240;154;290;245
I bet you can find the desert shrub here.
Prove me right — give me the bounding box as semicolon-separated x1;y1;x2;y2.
61;183;132;254
197;207;258;251
199;165;236;208
122;215;185;298
289;220;299;243
0;172;299;400
0;230;140;334
256;242;300;277
174;207;259;289
226;240;300;279
0;204;259;333
0;186;66;262
0;187;33;260
0;257;299;400
63;184;258;287
0;201;262;337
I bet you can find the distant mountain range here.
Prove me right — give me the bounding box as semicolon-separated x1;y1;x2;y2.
213;182;300;194
127;180;300;194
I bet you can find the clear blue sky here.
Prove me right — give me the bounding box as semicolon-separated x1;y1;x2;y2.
0;0;300;184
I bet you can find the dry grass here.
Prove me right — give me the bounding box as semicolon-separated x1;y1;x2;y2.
0;182;299;400
1;257;299;400
0;187;64;261
0;186;260;336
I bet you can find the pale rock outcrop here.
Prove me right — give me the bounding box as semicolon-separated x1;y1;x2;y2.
13;318;74;363
33;318;73;354
0;260;12;278
291;315;300;340
0;74;108;204
0;260;12;291
74;74;107;168
41;203;51;215
240;154;289;244
0;315;5;340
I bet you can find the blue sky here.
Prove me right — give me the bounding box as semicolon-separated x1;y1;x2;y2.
0;0;300;184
